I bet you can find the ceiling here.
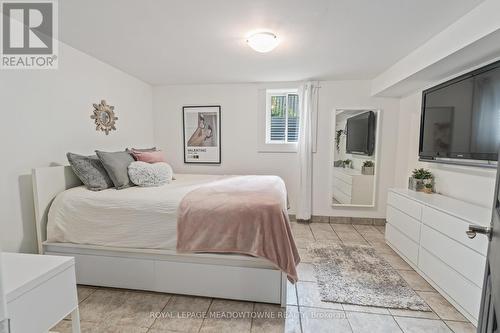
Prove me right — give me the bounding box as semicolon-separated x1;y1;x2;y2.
59;0;484;85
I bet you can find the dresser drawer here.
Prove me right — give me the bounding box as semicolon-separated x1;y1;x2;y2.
333;188;351;204
333;170;353;185
386;205;421;242
387;192;422;220
422;206;488;255
420;224;486;287
334;179;352;196
385;224;419;266
419;248;482;321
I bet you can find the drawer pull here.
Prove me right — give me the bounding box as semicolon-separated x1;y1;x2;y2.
466;225;491;240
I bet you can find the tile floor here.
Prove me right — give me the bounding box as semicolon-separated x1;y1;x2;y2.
51;223;477;333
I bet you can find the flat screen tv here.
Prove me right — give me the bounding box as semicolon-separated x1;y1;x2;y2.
346;111;376;156
420;60;500;163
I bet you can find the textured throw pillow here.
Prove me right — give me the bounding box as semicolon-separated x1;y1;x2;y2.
66;153;114;191
95;150;135;189
131;150;167;163
128;161;173;187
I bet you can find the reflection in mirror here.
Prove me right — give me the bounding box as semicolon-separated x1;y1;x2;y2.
99;111;111;125
331;109;379;207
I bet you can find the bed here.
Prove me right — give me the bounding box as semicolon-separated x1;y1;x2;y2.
46;174;226;249
32;166;294;305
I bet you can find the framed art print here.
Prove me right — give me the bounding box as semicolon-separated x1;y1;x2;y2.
183;105;221;164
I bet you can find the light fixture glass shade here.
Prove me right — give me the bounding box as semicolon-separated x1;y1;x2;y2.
246;32;279;53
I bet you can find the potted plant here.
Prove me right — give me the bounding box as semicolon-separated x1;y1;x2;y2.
335;129;346;153
343;159;352;168
362;161;374;175
423;182;434;194
409;168;433;192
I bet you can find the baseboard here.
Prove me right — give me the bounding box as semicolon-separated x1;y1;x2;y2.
290;214;386;225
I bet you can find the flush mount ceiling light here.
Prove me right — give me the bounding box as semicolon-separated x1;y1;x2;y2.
246;32;279;53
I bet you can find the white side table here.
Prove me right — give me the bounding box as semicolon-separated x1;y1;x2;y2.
2;253;80;333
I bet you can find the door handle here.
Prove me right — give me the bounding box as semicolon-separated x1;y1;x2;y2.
0;318;10;333
466;225;491;239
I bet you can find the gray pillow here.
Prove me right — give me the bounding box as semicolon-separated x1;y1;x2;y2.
96;150;135;189
66;153;114;191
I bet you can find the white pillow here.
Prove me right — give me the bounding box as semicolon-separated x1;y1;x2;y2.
128;161;173;187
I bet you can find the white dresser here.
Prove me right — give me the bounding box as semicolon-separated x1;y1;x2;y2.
332;167;374;205
2;253;80;333
385;188;491;325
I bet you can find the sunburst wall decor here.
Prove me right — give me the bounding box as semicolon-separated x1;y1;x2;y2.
91;100;118;135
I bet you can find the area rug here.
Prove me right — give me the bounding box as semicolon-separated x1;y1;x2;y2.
308;244;431;311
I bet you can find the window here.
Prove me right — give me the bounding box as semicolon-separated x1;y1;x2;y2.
266;89;300;144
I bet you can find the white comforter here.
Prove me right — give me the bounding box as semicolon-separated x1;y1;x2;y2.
46;174;226;249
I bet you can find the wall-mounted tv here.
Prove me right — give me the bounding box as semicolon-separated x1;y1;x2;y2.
346;111;376;156
420;60;500;164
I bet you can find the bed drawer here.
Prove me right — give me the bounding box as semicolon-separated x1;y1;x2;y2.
387;192;422;220
48;251;284;305
422;206;488;255
65;253;156;289
154;260;282;303
386;205;421;242
385;223;419;266
419;248;482;322
420;224;486;287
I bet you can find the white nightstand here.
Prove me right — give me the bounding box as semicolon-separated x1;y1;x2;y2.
2;253;80;333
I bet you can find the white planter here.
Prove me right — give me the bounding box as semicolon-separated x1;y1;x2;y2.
408;177;433;192
362;166;374;175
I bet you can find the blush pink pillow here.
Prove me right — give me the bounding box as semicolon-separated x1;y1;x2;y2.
131;150;167;163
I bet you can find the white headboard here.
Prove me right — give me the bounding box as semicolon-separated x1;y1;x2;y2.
32;166;82;254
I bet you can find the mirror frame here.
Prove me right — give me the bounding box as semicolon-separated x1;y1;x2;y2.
91;100;118;135
330;108;382;208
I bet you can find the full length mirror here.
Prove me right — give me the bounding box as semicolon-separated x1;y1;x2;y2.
331;109;380;207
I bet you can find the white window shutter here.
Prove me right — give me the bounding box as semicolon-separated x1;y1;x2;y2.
268;91;300;144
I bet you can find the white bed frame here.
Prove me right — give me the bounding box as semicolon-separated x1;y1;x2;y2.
32;166;287;306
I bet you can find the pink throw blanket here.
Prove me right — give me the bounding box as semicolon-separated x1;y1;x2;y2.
177;175;300;283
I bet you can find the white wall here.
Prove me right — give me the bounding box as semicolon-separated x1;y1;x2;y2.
395;91;497;209
153;80;400;219
0;43;154;253
371;0;500;96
